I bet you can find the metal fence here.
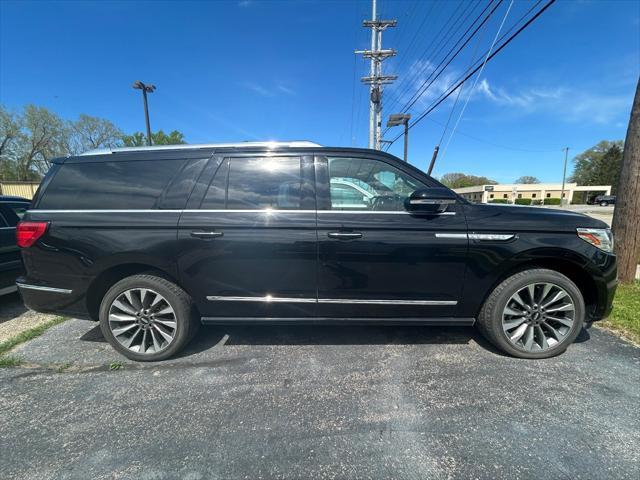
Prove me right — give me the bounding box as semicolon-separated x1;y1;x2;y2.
0;182;40;199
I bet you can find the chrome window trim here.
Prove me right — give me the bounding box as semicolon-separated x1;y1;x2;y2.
16;283;73;294
28;209;456;216
207;295;456;306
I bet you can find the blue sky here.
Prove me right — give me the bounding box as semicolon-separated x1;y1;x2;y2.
1;0;638;183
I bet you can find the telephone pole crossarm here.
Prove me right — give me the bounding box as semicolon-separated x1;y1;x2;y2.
355;0;397;150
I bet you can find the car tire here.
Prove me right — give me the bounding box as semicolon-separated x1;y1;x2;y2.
600;201;608;206
99;274;199;361
476;268;585;359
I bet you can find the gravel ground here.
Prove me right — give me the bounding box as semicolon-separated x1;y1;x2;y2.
1;318;638;480
0;292;57;344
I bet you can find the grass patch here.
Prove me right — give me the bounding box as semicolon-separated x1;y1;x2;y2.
599;281;640;344
109;361;123;371
0;316;68;357
0;356;22;367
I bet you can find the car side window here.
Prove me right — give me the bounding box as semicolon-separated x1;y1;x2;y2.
7;203;28;220
0;205;20;227
327;157;426;211
201;157;304;210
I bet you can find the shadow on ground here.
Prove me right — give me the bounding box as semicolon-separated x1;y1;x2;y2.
79;321;591;359
0;292;28;324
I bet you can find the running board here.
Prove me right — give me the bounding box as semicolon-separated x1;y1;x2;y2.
200;317;475;326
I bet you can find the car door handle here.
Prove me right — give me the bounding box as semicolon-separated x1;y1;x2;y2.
190;231;224;239
327;231;363;240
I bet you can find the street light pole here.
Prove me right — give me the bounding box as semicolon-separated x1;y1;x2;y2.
561;147;569;206
132;81;156;146
386;113;411;162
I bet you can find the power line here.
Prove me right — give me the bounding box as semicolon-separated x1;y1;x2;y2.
439;0;514;163
396;0;503;117
385;0;557;147
383;0;498;137
386;0;473;113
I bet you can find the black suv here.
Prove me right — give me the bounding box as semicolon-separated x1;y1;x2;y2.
588;195;616;206
16;142;617;360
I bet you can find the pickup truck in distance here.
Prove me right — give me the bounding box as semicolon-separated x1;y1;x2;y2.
16;142;617;361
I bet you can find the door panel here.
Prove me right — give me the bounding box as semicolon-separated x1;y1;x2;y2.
315;155;468;318
177;155;317;318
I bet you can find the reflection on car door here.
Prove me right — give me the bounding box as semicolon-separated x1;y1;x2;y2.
315;154;468;319
177;155;318;319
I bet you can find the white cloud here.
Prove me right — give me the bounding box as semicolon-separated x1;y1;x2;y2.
242;81;296;98
475;79;631;124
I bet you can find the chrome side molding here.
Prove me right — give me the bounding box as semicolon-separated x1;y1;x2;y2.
435;233;515;241
207;295;457;306
16;283;73;294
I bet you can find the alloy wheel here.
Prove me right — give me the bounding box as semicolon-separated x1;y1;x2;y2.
108;288;177;354
502;282;575;352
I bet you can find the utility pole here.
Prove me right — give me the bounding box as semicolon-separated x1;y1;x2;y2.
356;0;397;150
560;147;569;206
612;77;640;283
132;80;156;146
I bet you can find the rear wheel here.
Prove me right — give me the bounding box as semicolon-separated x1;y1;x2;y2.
99;274;198;361
477;269;584;359
600;201;609;206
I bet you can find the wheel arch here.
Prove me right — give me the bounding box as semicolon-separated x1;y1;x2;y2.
86;263;182;321
475;252;599;319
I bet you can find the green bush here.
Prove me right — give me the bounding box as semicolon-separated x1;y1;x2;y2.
544;198;561;205
515;198;532;205
488;199;509;204
531;199;542;206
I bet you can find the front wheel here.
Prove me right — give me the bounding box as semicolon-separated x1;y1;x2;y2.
99;274;199;361
600;201;609;206
476;269;585;359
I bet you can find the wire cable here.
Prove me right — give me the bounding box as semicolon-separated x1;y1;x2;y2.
385;0;557;146
439;0;514;162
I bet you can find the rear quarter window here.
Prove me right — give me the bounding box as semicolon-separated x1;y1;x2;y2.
38;159;186;210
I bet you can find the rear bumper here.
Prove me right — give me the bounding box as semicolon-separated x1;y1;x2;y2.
16;278;91;319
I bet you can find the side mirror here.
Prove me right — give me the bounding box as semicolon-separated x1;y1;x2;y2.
405;187;457;214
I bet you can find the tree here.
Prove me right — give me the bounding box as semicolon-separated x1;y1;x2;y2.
612;79;640;284
122;130;186;147
440;172;498;189
65;114;122;155
14;105;67;180
0;106;22;177
569;140;624;193
515;176;540;184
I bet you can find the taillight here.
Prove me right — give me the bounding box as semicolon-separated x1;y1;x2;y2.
16;221;49;248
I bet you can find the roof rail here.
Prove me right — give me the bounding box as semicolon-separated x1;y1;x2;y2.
80;141;322;156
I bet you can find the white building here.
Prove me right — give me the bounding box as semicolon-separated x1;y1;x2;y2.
454;183;611;204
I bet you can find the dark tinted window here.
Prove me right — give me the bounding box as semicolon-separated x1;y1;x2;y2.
0;205;21;226
39;160;185;210
159;157;209;209
201;157;303;210
200;159;229;209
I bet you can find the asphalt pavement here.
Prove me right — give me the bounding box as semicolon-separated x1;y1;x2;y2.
1;319;639;480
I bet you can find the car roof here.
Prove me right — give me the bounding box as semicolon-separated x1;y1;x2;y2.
54;143;406;166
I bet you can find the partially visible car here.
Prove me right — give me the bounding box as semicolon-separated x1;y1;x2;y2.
587;194;616;206
0;195;31;296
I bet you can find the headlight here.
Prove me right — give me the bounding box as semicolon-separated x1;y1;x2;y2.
577;228;614;253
